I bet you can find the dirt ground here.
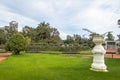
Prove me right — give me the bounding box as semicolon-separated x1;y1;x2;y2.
105;54;120;58
0;53;12;62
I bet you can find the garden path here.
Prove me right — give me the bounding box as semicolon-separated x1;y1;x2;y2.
0;53;11;62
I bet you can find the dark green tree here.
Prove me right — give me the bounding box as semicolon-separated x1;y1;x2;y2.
36;22;51;42
0;29;6;44
74;34;81;44
22;26;36;42
64;35;74;44
50;28;62;44
22;22;62;45
106;32;114;41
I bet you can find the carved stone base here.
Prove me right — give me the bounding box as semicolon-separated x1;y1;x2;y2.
90;68;108;72
90;52;108;72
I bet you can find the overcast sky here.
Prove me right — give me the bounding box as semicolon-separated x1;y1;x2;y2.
0;0;120;39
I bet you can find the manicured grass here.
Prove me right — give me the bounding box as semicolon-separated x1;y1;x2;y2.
0;53;120;80
79;50;92;54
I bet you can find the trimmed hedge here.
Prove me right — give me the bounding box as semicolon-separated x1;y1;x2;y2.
26;43;81;53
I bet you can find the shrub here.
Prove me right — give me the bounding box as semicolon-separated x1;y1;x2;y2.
25;36;31;50
5;33;26;55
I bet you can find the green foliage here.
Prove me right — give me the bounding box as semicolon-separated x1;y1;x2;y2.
0;29;6;44
5;33;26;54
25;36;31;50
79;37;94;50
21;22;95;51
64;34;93;50
36;22;51;41
0;54;120;80
106;32;114;41
64;34;81;45
65;35;74;44
22;22;62;44
26;43;63;52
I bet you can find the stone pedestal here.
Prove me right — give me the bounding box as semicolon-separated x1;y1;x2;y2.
90;35;108;72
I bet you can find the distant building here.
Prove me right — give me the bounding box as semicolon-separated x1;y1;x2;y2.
0;21;18;33
104;40;120;49
9;21;18;32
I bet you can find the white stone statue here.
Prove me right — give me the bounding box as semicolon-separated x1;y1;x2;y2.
90;34;108;72
82;28;109;72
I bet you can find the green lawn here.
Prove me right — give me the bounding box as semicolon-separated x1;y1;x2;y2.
79;50;92;54
0;53;120;80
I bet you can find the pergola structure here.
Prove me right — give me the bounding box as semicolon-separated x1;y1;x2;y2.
104;40;120;50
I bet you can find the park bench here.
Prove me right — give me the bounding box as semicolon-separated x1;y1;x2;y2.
106;49;117;58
